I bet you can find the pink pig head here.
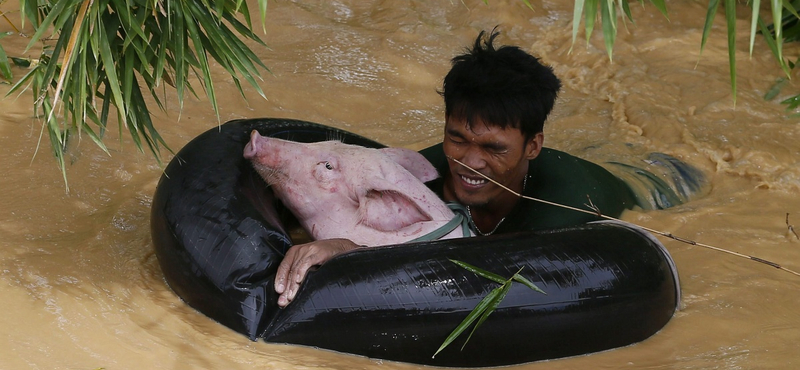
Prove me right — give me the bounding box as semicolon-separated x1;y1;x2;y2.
243;130;461;246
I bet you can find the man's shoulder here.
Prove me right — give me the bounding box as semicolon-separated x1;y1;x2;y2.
506;147;636;232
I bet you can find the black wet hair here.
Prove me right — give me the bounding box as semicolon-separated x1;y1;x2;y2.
439;28;562;138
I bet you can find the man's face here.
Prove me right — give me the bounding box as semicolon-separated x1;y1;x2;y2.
442;116;543;208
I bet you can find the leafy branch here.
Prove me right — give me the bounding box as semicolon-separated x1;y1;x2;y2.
3;0;269;190
432;259;545;358
570;0;799;107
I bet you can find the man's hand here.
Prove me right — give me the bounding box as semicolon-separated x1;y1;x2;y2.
274;238;360;307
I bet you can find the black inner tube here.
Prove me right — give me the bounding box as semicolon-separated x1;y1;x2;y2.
151;118;680;367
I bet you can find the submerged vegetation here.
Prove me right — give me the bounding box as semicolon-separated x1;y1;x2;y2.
0;0;798;184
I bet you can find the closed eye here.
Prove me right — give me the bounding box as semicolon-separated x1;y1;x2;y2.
324;162;334;170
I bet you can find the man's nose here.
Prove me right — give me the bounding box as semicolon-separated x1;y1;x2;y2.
460;145;486;170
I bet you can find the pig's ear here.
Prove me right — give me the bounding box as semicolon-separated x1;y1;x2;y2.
358;190;433;232
379;148;440;183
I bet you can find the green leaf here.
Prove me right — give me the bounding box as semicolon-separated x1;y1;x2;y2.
780;92;800;109
725;0;737;105
95;13;128;127
432;286;503;358
448;259;506;285
648;0;668;19
0;32;11;80
600;0;617;61
512;273;547;294
461;282;512;350
621;0;633;23
259;0;269;32
24;0;75;53
585;0;598;43
570;0;586;51
772;0;784;64
699;0;720;58
764;77;787;101
757;16;791;76
10;57;32;68
750;0;761;56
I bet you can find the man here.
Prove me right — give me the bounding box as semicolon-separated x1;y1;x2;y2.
274;29;637;307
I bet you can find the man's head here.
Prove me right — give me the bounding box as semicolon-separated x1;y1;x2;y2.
439;28;561;139
440;29;561;212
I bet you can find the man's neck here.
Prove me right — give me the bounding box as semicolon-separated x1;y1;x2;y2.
468;190;521;233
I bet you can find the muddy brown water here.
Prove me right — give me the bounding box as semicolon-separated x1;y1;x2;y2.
1;1;799;369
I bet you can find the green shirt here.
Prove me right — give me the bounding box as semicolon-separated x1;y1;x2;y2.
419;143;637;233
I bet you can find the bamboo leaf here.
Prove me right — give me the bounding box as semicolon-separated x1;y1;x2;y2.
647;0;668;19
448;259;506;285
757;16;791;76
725;0;737;105
80;115;110;155
699;0;720;58
782;0;799;19
750;0;761;56
49;0;92;128
94;10;128;127
585;0;598;43
182;1;219;119
764;77;787;100
461;282;511;350
512;273;547;294
258;0;268;32
780;92;800;109
0;32;11;80
600;0;617;61
6;58;40;95
570;0;586;52
772;0;783;64
621;0;633;22
23;0;74;52
432;286;502;358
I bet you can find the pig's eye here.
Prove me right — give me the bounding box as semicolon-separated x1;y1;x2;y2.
324;162;334;170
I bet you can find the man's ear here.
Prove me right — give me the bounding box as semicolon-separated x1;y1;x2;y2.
525;132;544;160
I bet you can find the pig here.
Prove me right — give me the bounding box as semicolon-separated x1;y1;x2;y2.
243;130;471;247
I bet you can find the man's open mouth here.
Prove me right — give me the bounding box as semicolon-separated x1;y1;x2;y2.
460;175;487;186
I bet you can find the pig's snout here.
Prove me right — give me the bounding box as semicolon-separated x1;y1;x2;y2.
243;130;262;159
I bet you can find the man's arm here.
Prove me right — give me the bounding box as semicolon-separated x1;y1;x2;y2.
274;238;361;307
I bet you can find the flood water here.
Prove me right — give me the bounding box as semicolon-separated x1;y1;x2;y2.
1;0;799;369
